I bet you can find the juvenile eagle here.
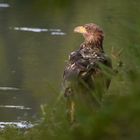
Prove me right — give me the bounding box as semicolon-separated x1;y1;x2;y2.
63;23;112;123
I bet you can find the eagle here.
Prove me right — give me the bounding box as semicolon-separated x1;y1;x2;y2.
63;23;112;123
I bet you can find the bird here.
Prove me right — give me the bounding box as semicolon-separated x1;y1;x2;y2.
63;23;112;123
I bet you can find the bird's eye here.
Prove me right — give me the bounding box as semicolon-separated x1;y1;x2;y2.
84;26;92;34
85;26;90;31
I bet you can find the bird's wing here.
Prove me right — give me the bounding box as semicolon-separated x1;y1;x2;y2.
63;49;90;97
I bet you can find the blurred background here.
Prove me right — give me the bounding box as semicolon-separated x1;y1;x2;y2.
0;0;140;130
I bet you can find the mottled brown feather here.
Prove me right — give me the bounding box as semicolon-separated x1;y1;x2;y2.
63;23;112;123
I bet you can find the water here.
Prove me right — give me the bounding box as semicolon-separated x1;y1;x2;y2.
0;0;139;128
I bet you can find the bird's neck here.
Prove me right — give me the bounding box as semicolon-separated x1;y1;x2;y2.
82;40;104;52
84;33;104;51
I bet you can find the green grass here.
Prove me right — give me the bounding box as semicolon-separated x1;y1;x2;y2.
0;47;140;140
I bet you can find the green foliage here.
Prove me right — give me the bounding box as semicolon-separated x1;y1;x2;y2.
0;59;140;140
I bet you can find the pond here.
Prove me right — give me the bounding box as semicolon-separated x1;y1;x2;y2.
0;0;139;128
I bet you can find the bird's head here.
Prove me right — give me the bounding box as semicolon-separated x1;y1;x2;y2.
74;23;104;45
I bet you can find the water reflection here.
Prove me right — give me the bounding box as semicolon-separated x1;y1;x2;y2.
0;105;31;110
13;27;48;32
0;87;19;91
51;32;66;35
0;3;10;8
0;121;34;129
11;27;66;35
0;88;39;124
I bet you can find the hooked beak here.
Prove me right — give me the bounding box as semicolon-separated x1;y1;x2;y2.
74;26;87;34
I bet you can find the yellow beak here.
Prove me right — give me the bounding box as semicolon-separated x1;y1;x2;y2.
74;26;87;34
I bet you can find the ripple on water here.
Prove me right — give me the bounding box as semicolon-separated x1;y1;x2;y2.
0;87;19;91
0;121;34;129
11;27;66;35
0;105;31;110
0;3;10;8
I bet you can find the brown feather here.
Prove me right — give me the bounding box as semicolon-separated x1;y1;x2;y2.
63;23;112;123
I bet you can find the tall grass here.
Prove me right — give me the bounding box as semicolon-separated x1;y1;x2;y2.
0;45;140;140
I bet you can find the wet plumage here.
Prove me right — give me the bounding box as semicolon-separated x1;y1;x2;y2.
63;23;112;123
